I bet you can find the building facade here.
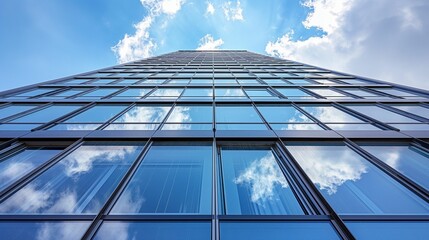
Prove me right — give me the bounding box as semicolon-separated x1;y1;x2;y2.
0;50;428;239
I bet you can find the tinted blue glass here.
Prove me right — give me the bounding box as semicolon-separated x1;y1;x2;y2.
221;222;340;240
391;105;429;119
166;105;212;123
0;105;38;120
257;105;313;123
301;105;364;123
12;88;57;97
52;89;88;97
65;105;127;123
216;106;263;123
215;88;246;97
75;88;120;98
286;143;429;214
346;221;429;240
345;105;419;123
94;222;210;240
0;221;90;240
10;105;82;123
275;88;313;98
148;88;183;98
110;88;151;99
0;147;62;192
0;123;41;130
182;88;213;97
360;144;429;190
110;143;212;214
221;148;303;215
0;143;144;214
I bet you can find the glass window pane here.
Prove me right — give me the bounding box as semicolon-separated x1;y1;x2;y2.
390;105;429;119
0;143;144;214
65;105;127;123
275;88;314;99
221;222;340;240
9;88;57;98
182;88;213;97
216;106;263;123
148;88;183;98
0;105;38;120
220;148;303;215
215;88;246;98
166;105;212;123
257;105;313;123
0;147;63;191
301;105;364;123
94;222;210;240
286;142;429;215
75;88;120;98
309;88;352;98
110;88;151;99
346;221;429;240
112;105;171;123
110;143;212;214
359;144;429;191
346;105;419;123
11;105;82;123
0;221;90;240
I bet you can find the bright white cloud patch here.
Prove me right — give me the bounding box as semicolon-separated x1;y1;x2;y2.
197;34;224;50
266;0;429;89
112;0;186;63
206;2;215;16
222;0;244;21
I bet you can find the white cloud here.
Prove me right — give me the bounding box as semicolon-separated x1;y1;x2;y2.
112;0;186;63
196;34;224;50
266;0;429;89
206;2;215;16
222;0;244;21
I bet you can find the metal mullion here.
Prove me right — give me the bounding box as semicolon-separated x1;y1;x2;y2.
344;139;429;201
0;138;84;202
157;102;178;130
271;146;315;215
31;87;73;99
68;86;99;98
376;103;429;122
0;142;26;159
364;88;403;99
332;103;398;131
250;102;273;130
212;139;219;240
103;86;130;99
81;141;154;240
276;141;356;240
96;103;137;130
291;103;331;130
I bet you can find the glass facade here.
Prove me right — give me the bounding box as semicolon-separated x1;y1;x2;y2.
0;50;428;239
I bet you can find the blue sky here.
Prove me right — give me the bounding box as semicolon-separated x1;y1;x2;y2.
1;0;428;91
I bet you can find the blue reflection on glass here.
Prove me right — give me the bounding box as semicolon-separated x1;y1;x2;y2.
274;88;314;99
0;105;38;120
0;143;144;214
286;143;429;215
216;106;263;123
0;221;89;240
110;88;151;99
0;147;62;192
221;222;340;240
94;222;210;240
301;105;364;123
166;105;212;123
346;221;429;240
221;148;303;215
257;105;313;123
360;144;429;191
65;105;127;123
345;105;419;123
390;105;429;119
110;143;212;214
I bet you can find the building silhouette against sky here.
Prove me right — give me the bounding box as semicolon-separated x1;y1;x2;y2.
0;50;428;239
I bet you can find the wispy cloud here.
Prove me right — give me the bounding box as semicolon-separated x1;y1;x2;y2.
112;0;186;63
196;34;224;50
222;0;244;21
266;0;429;89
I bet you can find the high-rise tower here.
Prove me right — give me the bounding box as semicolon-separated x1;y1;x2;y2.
0;50;428;239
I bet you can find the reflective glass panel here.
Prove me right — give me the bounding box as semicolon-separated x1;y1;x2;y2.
74;88;120;98
309;88;351;98
110;88;151;99
359;144;429;190
166;105;212;123
216;106;263;123
220;148;303;215
346;221;429;240
94;222;210;240
274;88;314;99
110;143;212;214
181;88;213;98
390;105;429;119
257;105;313;123
345;105;419;123
221;222;340;240
112;105;171;123
286;143;429;214
65;105;127;123
301;105;364;123
0;147;63;192
215;88;246;98
0;143;144;214
11;105;82;123
0;105;38;120
0;221;90;240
